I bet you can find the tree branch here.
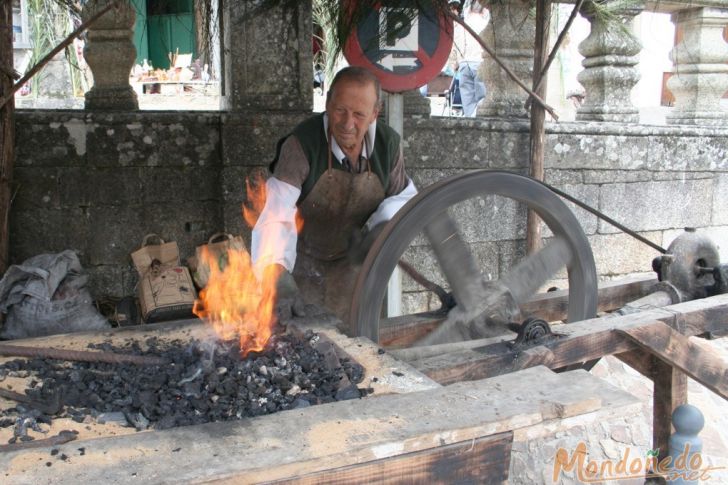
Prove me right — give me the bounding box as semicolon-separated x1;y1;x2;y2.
526;0;585;111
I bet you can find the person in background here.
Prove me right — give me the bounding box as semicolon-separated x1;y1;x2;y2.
251;66;417;326
447;0;488;117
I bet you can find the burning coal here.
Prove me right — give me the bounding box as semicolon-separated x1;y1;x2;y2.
0;333;367;434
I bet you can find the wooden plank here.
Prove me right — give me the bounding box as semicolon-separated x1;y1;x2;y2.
380;313;445;348
272;432;512;485
521;275;656;322
617;321;728;401
409;294;728;385
380;276;656;348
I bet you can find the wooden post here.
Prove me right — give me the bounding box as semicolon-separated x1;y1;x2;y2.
618;350;688;463
653;360;688;462
527;0;551;255
0;0;16;274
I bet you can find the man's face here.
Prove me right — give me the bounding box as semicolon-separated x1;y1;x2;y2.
326;79;379;152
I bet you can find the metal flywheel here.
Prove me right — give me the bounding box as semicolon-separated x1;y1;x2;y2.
349;170;598;345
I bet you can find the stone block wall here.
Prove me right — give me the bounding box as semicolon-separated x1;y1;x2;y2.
9;111;728;310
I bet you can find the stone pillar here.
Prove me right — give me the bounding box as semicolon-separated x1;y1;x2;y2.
82;0;138;110
477;0;535;118
576;1;643;123
222;1;312;111
667;8;728;126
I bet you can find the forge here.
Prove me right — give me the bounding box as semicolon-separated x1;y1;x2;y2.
0;302;652;484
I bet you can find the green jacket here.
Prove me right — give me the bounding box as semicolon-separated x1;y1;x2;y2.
270;113;400;202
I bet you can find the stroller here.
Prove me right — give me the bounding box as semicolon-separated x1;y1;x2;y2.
443;75;463;116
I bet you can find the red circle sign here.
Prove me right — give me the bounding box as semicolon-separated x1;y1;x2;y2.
343;3;454;93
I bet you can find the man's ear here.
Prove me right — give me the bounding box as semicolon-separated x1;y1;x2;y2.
371;107;380;122
371;101;381;122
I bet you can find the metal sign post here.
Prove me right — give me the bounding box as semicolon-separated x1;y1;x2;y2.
386;92;404;317
344;1;454;317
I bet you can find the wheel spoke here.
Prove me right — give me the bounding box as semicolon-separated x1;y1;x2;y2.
501;236;573;305
424;211;483;313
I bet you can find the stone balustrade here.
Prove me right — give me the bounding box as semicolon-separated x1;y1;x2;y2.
81;0;138;110
466;0;728;124
77;1;727;125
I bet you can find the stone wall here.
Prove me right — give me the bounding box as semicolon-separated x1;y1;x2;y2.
11;109;307;297
10;110;728;307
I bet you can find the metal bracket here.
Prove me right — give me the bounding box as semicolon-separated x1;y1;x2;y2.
507;317;558;350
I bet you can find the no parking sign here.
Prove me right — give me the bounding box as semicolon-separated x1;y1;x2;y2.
343;1;454;93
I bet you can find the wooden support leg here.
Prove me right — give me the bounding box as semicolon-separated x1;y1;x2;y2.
616;350;688;483
652;359;687;462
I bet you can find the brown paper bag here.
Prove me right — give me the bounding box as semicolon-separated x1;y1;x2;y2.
191;232;247;288
131;234;197;323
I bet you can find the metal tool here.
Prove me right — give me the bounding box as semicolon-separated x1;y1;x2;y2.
349;170;598;344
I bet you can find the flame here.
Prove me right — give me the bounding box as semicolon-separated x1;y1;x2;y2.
193;172;299;357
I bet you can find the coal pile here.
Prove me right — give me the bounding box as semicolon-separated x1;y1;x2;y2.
0;330;367;438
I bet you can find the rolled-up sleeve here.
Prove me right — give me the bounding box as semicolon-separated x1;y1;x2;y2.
252;136;312;279
251;177;301;279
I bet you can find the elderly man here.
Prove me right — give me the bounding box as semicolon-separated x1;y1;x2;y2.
252;66;417;324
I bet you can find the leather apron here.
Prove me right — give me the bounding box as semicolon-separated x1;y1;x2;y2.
292;137;385;323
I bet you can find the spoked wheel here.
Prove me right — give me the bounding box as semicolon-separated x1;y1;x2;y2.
349;170;598;345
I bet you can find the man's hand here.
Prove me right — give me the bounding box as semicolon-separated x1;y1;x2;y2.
262;264;306;322
348;222;386;265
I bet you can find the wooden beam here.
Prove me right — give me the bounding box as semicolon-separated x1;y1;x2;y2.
521;275;656;322
615;349;654;376
273;432;513;485
652;359;687;462
409;295;728;385
380;276;656;348
0;0;15;274
616;350;688;462
617;321;728;401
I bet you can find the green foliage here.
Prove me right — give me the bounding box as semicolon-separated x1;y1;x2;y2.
26;0;87;98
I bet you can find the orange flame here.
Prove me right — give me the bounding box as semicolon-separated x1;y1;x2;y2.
193;172;297;357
